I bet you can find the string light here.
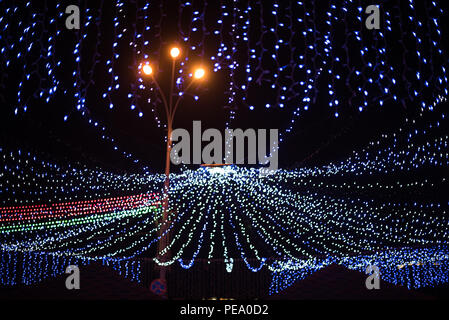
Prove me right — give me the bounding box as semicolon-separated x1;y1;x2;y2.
269;246;449;295
1;107;447;282
1;1;447;167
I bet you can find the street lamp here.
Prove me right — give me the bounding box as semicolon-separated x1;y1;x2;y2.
140;47;206;289
194;67;205;79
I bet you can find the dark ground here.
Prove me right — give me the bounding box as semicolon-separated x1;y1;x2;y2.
0;262;447;300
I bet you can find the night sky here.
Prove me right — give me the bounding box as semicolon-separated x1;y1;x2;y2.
1;0;448;174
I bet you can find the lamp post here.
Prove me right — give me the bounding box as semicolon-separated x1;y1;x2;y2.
140;46;206;287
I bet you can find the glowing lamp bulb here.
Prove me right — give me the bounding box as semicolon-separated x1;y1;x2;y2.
170;47;180;58
194;68;205;79
142;64;152;75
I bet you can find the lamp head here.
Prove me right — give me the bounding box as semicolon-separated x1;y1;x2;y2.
142;64;153;76
170;47;181;59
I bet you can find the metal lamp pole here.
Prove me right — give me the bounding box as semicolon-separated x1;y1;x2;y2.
141;47;205;285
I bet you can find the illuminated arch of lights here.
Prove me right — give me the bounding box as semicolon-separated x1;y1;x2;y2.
1;102;448;291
